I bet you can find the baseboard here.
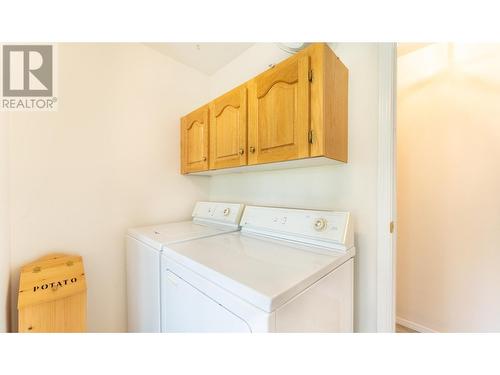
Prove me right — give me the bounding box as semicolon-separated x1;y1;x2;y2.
396;317;438;333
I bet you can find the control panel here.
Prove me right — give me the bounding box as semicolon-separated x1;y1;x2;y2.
192;201;244;225
240;206;353;251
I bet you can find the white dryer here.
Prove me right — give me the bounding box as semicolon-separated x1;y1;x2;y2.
160;205;355;332
126;201;244;332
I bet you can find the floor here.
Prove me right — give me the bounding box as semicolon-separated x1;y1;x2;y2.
396;324;418;333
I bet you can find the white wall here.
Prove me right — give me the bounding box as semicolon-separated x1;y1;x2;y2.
0;112;10;332
397;44;500;332
207;43;381;332
4;43;383;332
8;44;211;332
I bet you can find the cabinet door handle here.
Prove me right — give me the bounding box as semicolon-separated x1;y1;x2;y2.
249;146;255;153
202;156;207;161
239;148;245;155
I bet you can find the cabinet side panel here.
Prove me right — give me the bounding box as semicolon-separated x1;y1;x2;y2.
325;48;349;162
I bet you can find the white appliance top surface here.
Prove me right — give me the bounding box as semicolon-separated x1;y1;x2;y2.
127;221;238;251
126;201;244;250
164;232;354;312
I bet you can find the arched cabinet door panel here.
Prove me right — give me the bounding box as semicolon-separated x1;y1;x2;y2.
209;86;247;170
248;53;310;165
181;105;209;174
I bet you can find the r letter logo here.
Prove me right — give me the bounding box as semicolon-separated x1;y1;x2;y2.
1;44;57;111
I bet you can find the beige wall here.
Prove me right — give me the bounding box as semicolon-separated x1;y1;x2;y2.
397;44;500;332
207;43;381;332
7;44;211;332
0;112;9;332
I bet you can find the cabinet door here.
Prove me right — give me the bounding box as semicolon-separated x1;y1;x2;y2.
209;86;247;170
181;105;209;174
248;53;310;165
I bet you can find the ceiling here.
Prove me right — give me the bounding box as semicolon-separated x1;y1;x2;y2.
399;43;500;88
397;43;432;57
148;43;254;75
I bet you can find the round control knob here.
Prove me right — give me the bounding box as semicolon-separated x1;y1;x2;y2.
223;208;231;216
313;218;328;231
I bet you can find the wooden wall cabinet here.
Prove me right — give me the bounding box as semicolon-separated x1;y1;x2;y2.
181;105;209;174
180;43;348;175
248;52;310;165
209;86;247;170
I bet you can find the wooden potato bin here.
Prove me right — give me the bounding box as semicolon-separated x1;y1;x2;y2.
17;254;86;332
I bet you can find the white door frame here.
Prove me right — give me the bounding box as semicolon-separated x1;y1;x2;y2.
376;43;397;332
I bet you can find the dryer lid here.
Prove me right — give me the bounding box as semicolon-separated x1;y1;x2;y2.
164;232;354;312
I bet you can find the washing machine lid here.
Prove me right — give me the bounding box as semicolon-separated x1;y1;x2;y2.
127;202;245;251
164;232;353;313
127;221;238;251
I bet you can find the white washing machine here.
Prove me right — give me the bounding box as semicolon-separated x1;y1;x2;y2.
160;205;355;332
125;201;244;332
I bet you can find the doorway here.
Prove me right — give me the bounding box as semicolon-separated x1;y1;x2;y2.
395;44;500;332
